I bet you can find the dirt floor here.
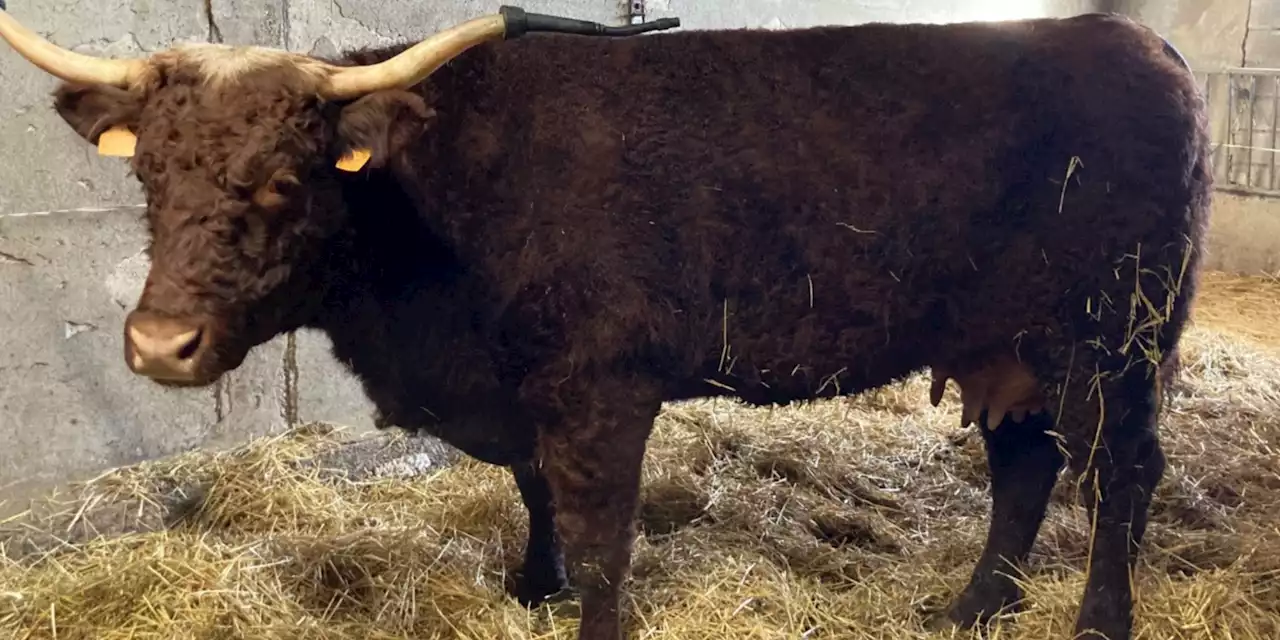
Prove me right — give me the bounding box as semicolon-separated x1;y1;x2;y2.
0;271;1277;639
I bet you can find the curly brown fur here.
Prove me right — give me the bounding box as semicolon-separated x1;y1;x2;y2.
44;11;1210;640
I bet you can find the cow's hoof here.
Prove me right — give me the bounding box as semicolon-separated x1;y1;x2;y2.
1072;597;1132;640
927;584;1022;634
513;577;575;609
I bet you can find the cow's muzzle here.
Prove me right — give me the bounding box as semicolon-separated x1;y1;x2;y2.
123;311;211;385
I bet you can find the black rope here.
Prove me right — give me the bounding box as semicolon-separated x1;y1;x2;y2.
499;6;679;40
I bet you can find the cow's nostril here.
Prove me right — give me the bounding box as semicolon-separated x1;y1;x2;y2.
176;328;203;361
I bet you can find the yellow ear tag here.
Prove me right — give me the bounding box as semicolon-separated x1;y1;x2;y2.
97;126;137;157
335;148;372;172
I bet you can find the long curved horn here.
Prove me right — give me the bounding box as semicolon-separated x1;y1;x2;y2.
320;14;507;100
319;6;681;100
0;8;146;87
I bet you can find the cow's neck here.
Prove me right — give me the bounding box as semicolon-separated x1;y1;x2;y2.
308;178;468;380
302;184;536;466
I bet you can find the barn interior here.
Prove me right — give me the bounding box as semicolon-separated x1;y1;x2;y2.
1;0;1278;638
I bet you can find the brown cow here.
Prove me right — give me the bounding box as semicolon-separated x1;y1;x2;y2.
0;6;1210;640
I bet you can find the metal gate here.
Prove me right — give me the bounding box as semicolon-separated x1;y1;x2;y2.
1204;68;1280;195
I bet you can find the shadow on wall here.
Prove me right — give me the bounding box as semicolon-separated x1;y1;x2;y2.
1206;191;1280;275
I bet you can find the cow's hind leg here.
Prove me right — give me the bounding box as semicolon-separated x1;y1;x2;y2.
1063;363;1166;640
510;461;571;607
946;409;1065;628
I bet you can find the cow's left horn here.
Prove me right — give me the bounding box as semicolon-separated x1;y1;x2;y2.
319;5;680;100
0;8;146;87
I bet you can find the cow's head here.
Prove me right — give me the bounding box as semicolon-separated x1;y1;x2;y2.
0;7;678;387
0;11;506;387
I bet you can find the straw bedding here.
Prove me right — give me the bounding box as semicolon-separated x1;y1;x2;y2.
1;272;1278;639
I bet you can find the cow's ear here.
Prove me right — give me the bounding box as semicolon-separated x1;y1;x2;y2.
333;90;435;172
52;83;144;150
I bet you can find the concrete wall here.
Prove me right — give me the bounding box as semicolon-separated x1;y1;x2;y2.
0;0;1109;507
1206;191;1280;274
1249;1;1280;67
1114;0;1280;70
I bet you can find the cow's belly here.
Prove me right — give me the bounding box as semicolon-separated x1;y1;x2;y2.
372;400;537;467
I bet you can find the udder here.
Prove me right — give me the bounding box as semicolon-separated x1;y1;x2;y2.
929;355;1048;430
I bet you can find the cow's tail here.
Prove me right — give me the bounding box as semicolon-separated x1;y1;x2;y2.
1157;33;1193;74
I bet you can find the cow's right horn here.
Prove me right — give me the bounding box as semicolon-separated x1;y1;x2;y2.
0;8;146;87
319;5;681;100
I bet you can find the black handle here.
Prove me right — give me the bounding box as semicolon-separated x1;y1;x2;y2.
499;5;680;39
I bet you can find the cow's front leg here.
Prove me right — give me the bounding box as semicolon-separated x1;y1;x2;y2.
536;377;660;640
510;460;570;606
